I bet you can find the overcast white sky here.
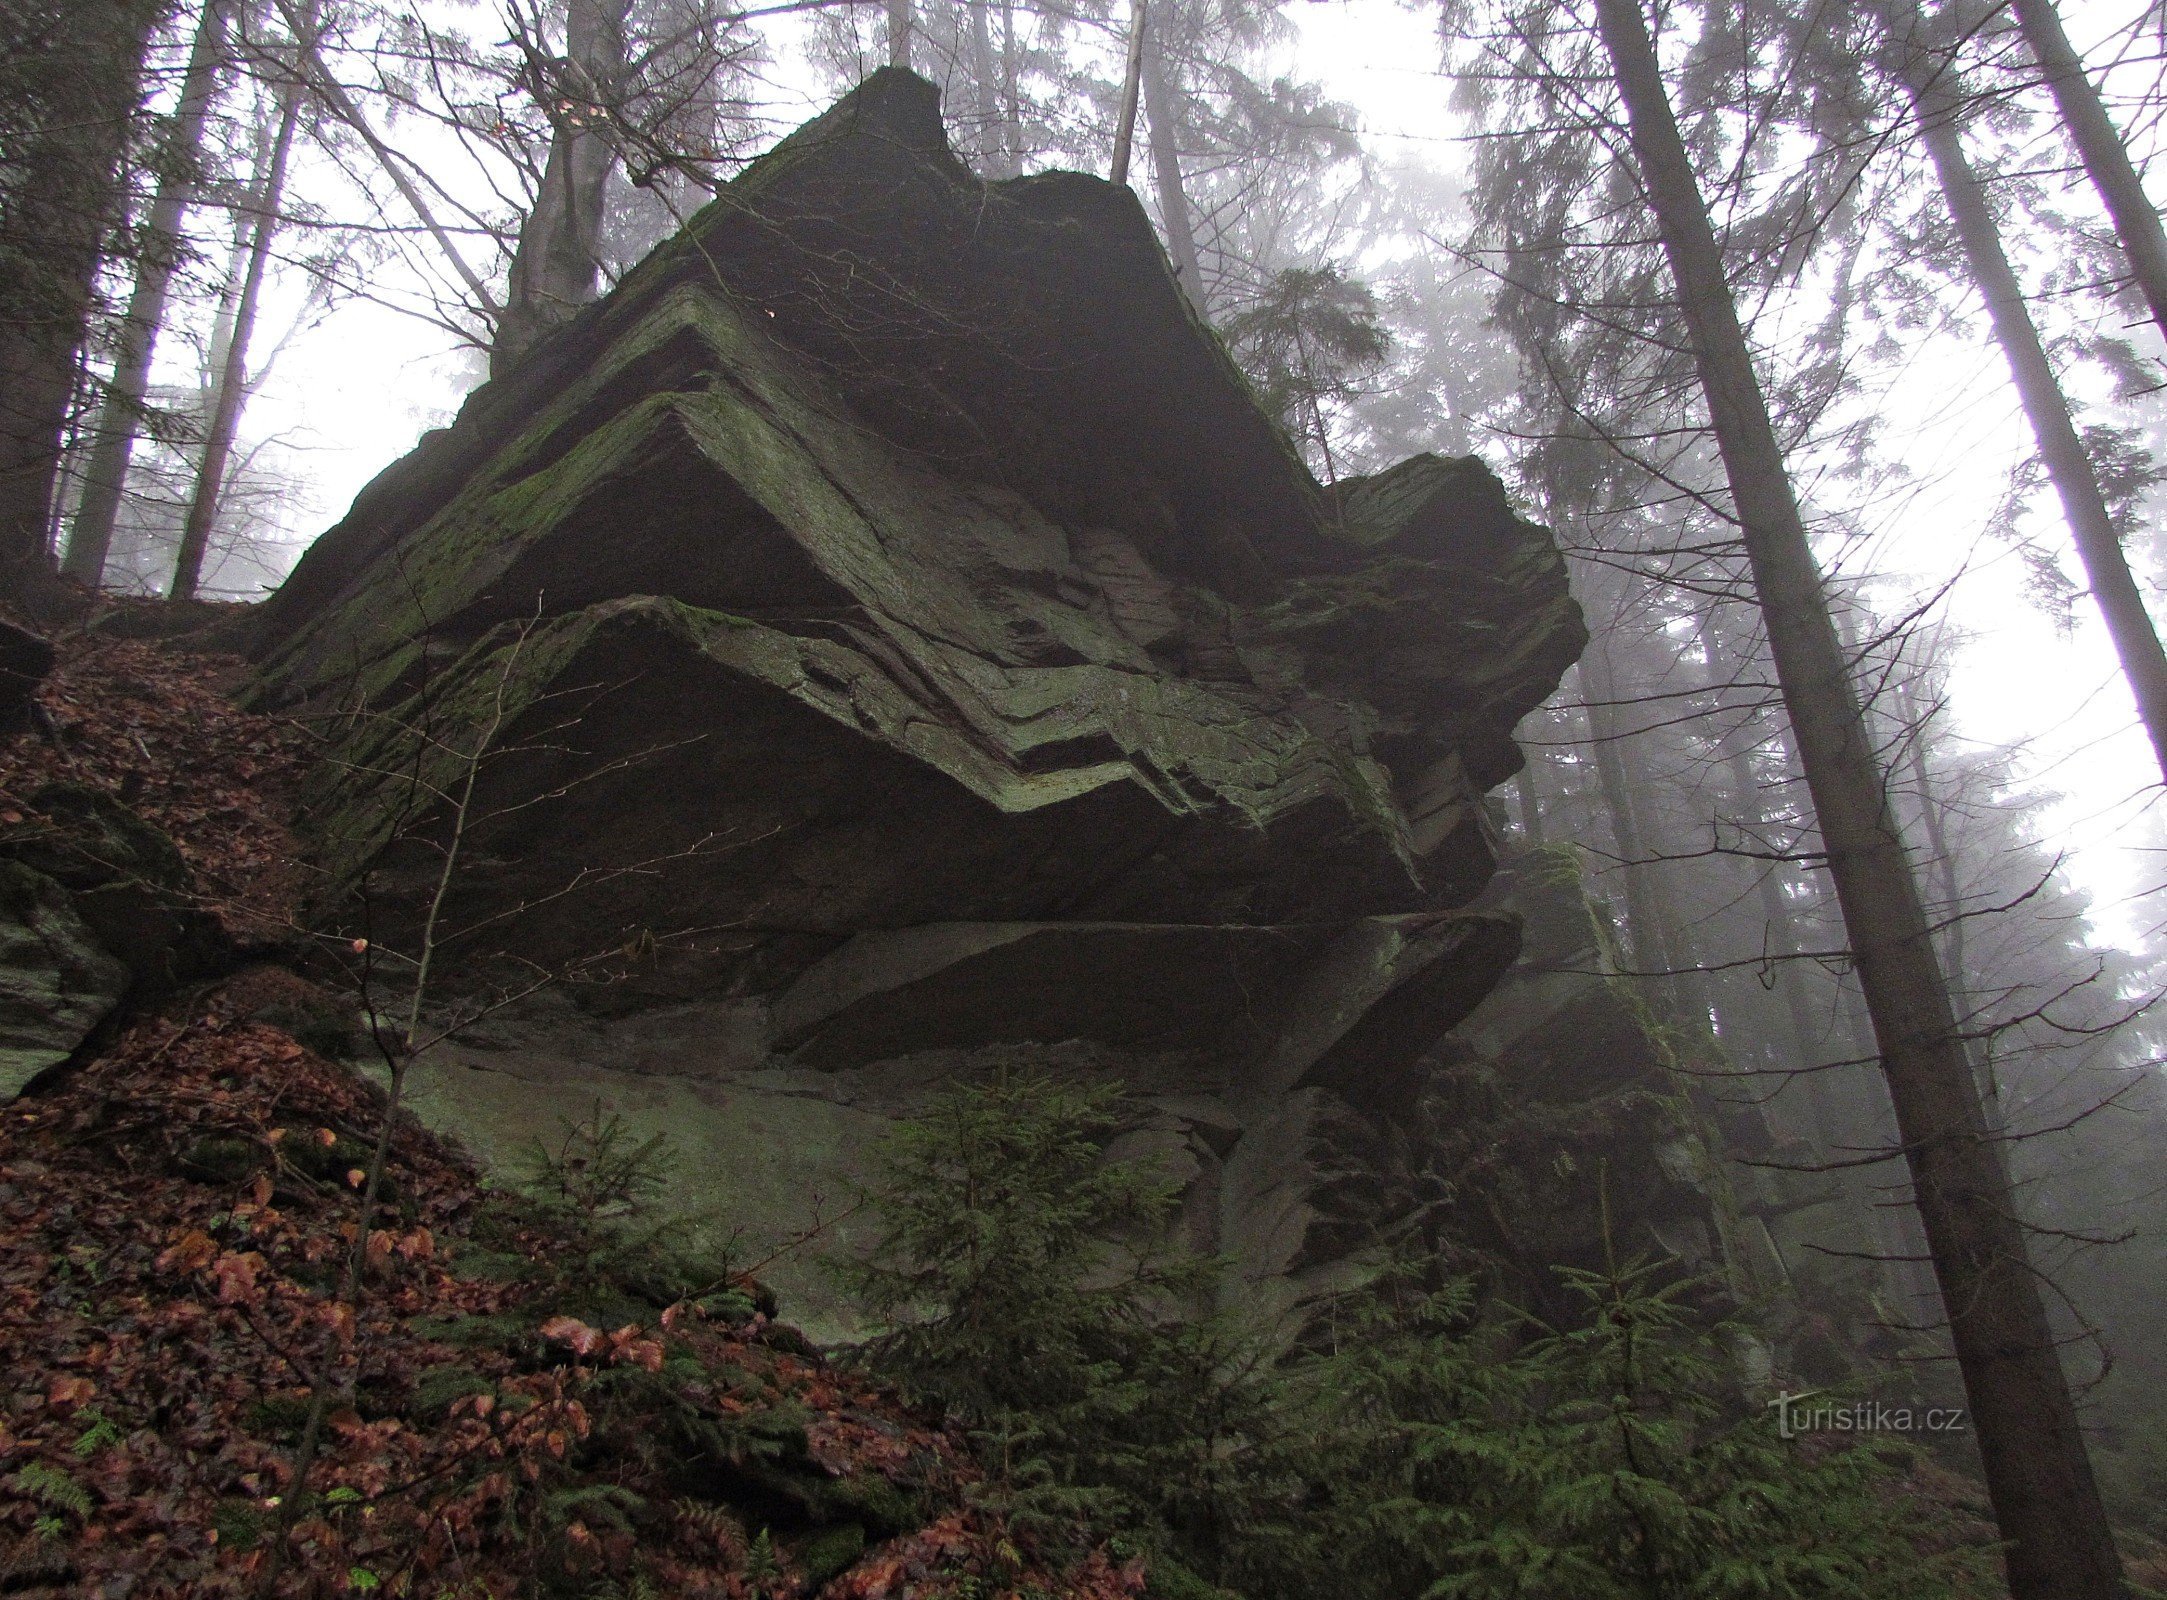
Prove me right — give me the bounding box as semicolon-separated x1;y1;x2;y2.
220;0;2167;952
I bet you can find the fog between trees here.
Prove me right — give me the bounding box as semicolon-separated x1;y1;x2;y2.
8;0;2167;1591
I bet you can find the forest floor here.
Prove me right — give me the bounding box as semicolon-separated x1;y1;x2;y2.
0;609;1145;1600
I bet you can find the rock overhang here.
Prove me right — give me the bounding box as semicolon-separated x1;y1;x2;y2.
246;69;1584;1093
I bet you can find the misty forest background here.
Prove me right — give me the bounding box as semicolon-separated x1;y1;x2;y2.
10;0;2167;1581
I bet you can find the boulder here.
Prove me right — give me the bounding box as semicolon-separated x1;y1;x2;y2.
0;785;232;1097
249;72;1594;1330
0;860;129;1096
0;619;54;739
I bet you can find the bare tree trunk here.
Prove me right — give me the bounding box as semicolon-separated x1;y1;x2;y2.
1899;37;2167;786
494;0;633;376
0;0;161;579
1579;642;1679;981
1590;1;2128;1593
1110;0;1148;187
998;0;1021;170
1139;19;1202;309
965;0;1003;173
276;0;496;328
886;0;911;69
1512;743;1548;847
63;0;232;588
169;42;304;603
2010;0;2167;351
1698;609;1827;1082
1893;677;2003;1131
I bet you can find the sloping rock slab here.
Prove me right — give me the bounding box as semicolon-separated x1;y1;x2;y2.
309;598;1447;984
774;914;1514;1069
0;861;128;1097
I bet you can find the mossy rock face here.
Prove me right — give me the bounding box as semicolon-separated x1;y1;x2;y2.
797;1521;866;1588
0;784;229;1070
246;71;1579;1011
247;75;1608;1345
0;859;128;1097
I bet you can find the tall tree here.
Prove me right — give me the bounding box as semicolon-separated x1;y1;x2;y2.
494;0;636;373
2008;0;2167;356
62;0;232;588
0;0;165;583
1888;10;2167;785
169;3;306;602
1587;0;2128;1592
1140;12;1202;307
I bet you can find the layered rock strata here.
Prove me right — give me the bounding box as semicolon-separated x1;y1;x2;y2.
249;71;1592;1327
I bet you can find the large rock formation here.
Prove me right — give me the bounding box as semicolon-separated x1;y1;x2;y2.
248;72;1594;1329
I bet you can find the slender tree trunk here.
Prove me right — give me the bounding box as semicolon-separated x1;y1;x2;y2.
1139;20;1203;308
965;0;1002;172
2010;0;2167;351
494;0;633;376
1898;38;2167;785
169;50;304;602
998;0;1021;170
1513;740;1548;847
1894;679;2003;1130
276;0;496;327
0;0;162;577
1698;610;1827;1083
1111;0;1148;187
1590;1;2128;1593
886;0;911;69
1580;641;1679;982
63;0;232;588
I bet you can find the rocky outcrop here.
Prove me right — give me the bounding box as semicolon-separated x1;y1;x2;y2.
0;784;228;1094
248;72;1589;1330
0;620;53;739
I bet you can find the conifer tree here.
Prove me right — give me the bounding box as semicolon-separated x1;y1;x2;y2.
1583;0;2126;1589
1881;0;2167;784
2007;0;2167;355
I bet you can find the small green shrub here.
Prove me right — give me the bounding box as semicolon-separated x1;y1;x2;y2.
797;1520;866;1587
847;1072;1987;1600
519;1103;675;1229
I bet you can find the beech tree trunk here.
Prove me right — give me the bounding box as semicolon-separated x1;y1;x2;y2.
1899;37;2167;786
63;0;232;588
1512;748;1548;847
1589;1;2128;1593
169;51;303;602
0;0;162;577
494;0;633;376
886;0;911;69
2010;0;2167;351
1140;21;1203;309
1110;0;1148;187
965;0;1004;173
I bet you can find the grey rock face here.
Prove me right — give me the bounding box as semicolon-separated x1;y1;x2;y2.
0;620;54;740
247;72;1614;1332
0;860;129;1097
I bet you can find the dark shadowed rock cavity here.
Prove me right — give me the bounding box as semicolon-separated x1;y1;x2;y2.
244;71;1630;1333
